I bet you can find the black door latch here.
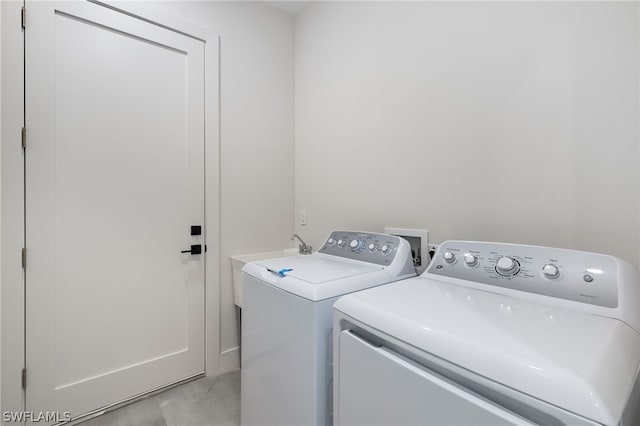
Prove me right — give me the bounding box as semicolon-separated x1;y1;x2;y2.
181;244;202;255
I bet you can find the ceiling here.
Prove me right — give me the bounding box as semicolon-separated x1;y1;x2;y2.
264;1;308;16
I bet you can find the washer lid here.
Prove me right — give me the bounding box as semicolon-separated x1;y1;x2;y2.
334;277;640;425
243;254;389;301
255;255;380;283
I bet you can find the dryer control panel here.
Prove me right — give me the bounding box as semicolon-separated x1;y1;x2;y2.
319;231;407;267
427;241;620;308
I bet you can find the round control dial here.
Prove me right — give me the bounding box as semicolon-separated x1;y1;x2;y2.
337;239;345;248
368;243;377;253
443;251;456;264
380;245;392;255
495;256;520;276
542;264;560;279
464;253;478;267
350;239;363;251
327;238;335;246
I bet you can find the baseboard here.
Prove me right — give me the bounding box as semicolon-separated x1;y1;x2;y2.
219;346;240;373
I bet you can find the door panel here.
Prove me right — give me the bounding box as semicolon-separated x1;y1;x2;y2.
26;1;205;418
337;331;534;426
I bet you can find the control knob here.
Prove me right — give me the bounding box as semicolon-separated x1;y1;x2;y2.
350;239;363;251
327;238;335;246
542;264;560;279
381;245;392;255
337;239;345;248
368;243;377;253
443;251;456;264
464;253;478;267
496;256;520;276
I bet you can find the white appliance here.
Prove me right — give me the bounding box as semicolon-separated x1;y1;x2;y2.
334;241;640;426
241;231;416;426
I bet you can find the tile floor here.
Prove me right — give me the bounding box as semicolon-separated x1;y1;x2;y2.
80;370;240;426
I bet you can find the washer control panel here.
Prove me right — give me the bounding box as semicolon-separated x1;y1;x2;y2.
427;241;618;308
319;231;404;266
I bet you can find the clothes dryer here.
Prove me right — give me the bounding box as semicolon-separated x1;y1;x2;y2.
241;231;415;426
334;241;640;426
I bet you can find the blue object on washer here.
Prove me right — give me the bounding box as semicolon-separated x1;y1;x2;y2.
278;268;293;277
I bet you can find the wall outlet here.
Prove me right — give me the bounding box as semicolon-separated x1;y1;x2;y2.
300;209;307;226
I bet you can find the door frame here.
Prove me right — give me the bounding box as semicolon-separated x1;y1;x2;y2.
1;0;221;416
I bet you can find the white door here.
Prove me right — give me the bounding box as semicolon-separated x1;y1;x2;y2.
25;1;206;418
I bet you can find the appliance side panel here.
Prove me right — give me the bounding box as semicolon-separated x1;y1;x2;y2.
241;274;316;425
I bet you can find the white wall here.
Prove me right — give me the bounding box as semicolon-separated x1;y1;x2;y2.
152;1;294;370
294;1;640;267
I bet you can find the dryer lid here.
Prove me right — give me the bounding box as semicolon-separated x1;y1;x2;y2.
334;277;640;425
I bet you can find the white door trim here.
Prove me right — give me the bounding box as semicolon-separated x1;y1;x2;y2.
1;0;27;417
0;0;221;415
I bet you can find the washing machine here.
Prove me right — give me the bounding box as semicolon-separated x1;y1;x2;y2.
241;231;416;426
334;241;640;426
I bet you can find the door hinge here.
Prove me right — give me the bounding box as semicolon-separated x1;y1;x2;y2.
21;127;26;150
21;6;25;31
21;248;26;269
21;368;27;389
